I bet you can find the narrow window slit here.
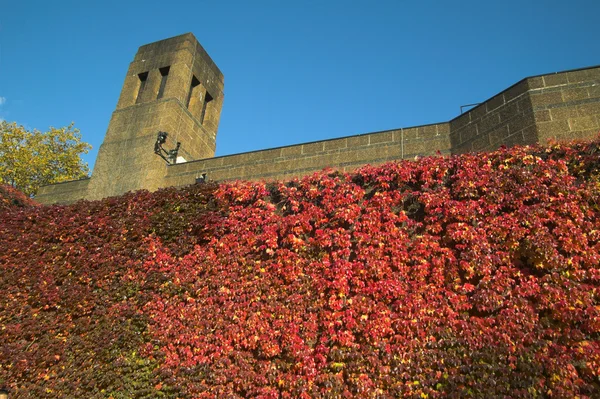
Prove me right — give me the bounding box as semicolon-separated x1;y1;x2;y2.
200;92;213;124
157;66;170;99
136;72;148;104
186;76;200;108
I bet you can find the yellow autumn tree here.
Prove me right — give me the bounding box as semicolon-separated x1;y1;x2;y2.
0;121;92;196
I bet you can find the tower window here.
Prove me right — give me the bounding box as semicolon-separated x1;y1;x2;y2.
157;66;170;99
200;92;213;124
136;72;148;104
186;75;201;108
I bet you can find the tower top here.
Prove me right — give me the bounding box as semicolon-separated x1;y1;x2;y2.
84;32;225;200
115;33;224;113
134;33;224;85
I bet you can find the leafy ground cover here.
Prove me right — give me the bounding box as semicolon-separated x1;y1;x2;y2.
1;138;600;398
0;184;38;212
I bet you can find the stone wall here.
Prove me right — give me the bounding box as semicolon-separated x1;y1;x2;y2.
164;124;451;186
85;33;224;201
36;178;90;204
163;65;600;187
36;63;600;205
530;67;600;143
449;66;600;155
449;79;538;154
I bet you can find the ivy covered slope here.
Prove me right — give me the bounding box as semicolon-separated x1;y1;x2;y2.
1;139;600;398
0;184;38;212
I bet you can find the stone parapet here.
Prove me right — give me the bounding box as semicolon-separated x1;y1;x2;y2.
163;124;451;186
449;66;600;155
36;178;90;205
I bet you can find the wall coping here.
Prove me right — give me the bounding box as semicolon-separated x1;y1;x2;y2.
449;64;600;123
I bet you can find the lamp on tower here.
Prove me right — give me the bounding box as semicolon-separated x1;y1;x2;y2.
154;131;181;165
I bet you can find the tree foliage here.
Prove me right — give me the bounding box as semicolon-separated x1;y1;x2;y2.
0;121;91;196
1;138;600;398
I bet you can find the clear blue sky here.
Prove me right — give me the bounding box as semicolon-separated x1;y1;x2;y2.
1;0;599;169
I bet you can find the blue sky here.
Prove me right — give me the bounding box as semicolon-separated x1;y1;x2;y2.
1;0;599;169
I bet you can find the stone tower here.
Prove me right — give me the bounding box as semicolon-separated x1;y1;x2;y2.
86;33;224;200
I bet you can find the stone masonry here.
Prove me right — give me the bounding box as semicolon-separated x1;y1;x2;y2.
36;34;600;205
37;33;224;204
85;33;224;201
